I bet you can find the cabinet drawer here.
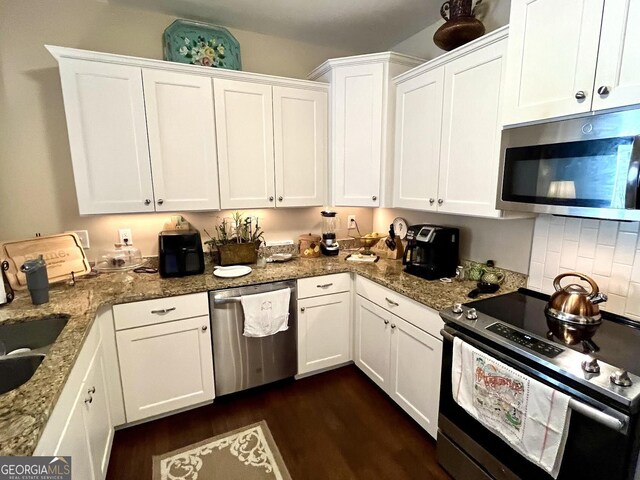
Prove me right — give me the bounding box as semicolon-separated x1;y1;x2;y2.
297;273;351;299
113;293;209;331
356;276;443;339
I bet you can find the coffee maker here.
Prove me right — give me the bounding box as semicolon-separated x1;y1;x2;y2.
402;224;459;280
320;210;339;256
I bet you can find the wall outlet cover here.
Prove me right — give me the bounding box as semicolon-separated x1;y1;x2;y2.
118;228;133;245
347;215;357;229
73;230;90;249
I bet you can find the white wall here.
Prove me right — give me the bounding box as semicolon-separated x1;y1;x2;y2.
528;215;640;320
373;208;535;274
0;0;361;256
392;0;511;60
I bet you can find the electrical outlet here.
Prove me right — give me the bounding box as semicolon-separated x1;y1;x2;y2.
74;230;90;249
118;228;133;245
347;215;357;229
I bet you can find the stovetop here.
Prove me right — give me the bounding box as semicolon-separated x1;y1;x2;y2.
440;288;640;411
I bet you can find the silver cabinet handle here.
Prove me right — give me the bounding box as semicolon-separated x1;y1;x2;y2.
201;325;208;332
300;307;306;312
157;199;164;205
575;90;586;100
429;198;435;205
390;324;396;329
385;297;399;307
269;196;274;201
372;195;377;201
87;386;96;394
151;307;176;314
317;283;333;288
383;319;390;325
84;395;93;404
144;199;151;206
278;196;283;201
438;198;444;205
597;85;610;96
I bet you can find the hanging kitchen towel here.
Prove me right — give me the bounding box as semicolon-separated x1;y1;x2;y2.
241;288;291;338
452;337;571;478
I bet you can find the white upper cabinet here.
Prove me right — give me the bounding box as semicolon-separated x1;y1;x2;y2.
273;86;327;207
58;59;154;214
504;0;640;125
393;69;444;211
438;38;506;217
309;53;424;207
214;78;276;209
142;69;220;211
392;29;509;218
333;63;384;207
592;0;640;111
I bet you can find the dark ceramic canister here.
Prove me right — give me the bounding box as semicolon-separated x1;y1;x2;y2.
433;0;486;51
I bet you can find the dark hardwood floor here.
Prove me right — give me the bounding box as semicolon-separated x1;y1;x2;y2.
106;365;451;480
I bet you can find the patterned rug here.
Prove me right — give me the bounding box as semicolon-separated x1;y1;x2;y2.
153;421;292;480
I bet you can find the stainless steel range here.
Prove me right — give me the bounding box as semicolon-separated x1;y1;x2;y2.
438;288;640;480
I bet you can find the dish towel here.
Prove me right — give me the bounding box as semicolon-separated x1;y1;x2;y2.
452;337;571;478
241;288;291;338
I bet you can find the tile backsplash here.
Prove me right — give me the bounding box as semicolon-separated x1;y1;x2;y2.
528;215;640;321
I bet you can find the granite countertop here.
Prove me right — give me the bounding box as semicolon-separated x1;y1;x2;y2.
0;255;526;455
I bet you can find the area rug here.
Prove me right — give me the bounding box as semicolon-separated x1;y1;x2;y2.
152;421;292;480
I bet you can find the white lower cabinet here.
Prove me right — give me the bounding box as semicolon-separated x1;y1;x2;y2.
354;280;443;439
53;387;94;479
116;314;214;423
298;291;351;374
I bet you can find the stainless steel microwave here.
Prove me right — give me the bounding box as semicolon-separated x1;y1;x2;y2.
497;108;640;221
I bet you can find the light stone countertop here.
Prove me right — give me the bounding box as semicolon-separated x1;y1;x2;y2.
0;255;526;455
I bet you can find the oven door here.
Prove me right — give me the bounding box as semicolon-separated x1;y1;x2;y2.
438;326;638;480
496;108;640;221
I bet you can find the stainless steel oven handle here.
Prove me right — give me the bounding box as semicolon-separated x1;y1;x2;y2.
213;296;242;304
441;328;628;434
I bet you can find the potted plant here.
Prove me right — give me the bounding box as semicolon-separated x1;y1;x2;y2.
205;212;264;266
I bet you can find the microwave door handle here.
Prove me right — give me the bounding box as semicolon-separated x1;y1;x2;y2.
627;136;640;209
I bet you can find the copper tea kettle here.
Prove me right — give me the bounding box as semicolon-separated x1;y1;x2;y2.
545;273;608;325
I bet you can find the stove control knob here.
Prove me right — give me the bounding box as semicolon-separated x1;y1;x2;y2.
452;303;463;314
466;308;478;320
610;370;633;387
581;357;600;374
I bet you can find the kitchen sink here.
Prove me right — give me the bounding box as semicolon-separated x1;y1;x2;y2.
0;315;69;395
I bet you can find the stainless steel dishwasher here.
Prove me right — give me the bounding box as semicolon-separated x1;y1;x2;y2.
209;280;297;396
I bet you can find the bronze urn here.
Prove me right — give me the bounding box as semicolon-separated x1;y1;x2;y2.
433;0;486;51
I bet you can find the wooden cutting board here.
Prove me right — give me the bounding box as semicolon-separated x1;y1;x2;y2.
1;233;91;290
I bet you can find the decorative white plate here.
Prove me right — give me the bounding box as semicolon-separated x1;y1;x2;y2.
213;265;252;278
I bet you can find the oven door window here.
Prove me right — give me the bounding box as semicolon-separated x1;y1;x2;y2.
502;137;638;208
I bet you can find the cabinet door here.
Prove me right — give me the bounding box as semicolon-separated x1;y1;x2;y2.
503;0;604;125
83;343;114;480
273;86;327;207
333;64;384;206
592;0;640;111
214;79;275;209
354;296;391;389
298;292;351;375
58;59;154;214
389;316;442;439
116;315;214;422
438;38;506;217
393;69;444;211
54;386;95;480
143;70;220;211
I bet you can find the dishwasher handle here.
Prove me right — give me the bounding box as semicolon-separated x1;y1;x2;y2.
212;296;242;305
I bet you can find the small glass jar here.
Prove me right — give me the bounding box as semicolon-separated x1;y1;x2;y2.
256;246;267;269
455;265;466;281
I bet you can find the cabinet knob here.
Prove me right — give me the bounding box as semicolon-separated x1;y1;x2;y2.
269;196;274;201
597;86;610;96
438;198;444;205
390;324;396;329
575;90;587;100
372;195;377;201
429;198;435;205
144;199;151;206
84;395;93;404
157;199;164;205
87;386;96;394
278;196;283;201
300;307;305;313
201;325;208;331
383;319;390;325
